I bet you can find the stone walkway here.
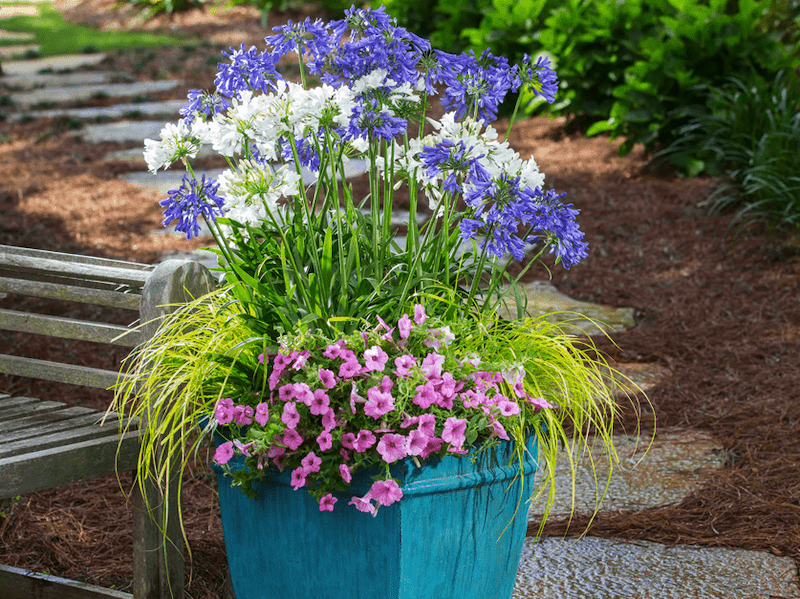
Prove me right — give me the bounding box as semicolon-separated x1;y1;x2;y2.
2;51;798;599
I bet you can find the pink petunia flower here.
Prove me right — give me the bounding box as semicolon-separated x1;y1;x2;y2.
377;433;407;463
293;383;314;406
364;386;395;419
412;381;439;409
323;343;343;359
290;467;307;490
316;430;333;451
281;401;300;429
393;354;417;378
233;439;253;456
318;368;337;389
233;405;254;426
339;358;362;379
291;350;310;370
421;352;445;379
213;441;234;465
419;437;443;459
369;479;403;507
491;420;510;440
339;463;352;483
309;389;330;415
257;353;266;365
349;494;376;516
254;402;270;426
397;313;412;339
416;413;436;437
282;429;303;451
268;445;286;459
213;398;235;425
319;493;337;512
497;398;521;417
353;430;376;453
278;384;296;402
527;396;554;410
273;352;293;369
413;304;427;325
442;417;467;448
379;375;393;393
341;432;356;450
405;429;430;456
322;409;337;431
363;345;388;372
301;451;322;473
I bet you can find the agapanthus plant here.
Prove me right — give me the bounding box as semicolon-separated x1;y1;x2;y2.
143;5;587;337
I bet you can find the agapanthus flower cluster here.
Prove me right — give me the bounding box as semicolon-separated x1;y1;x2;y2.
141;6;584;268
210;304;553;516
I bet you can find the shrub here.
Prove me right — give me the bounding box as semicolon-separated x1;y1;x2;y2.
456;0;800;159
659;71;800;230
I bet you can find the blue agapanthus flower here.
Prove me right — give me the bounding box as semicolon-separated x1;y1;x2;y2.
266;17;335;70
180;90;230;125
458;177;587;267
215;44;282;98
160;174;225;240
516;54;559;104
435;49;516;121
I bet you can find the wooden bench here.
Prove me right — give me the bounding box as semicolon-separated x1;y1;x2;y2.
0;244;216;599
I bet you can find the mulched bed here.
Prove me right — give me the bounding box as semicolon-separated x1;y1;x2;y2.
1;3;799;596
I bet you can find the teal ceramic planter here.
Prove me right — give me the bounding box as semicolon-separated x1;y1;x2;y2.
213;434;538;599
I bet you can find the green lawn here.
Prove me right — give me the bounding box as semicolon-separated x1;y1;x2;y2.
0;1;196;56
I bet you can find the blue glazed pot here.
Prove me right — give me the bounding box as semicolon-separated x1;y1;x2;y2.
213;434;538;599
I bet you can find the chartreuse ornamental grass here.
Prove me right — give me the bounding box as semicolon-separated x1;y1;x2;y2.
0;2;195;56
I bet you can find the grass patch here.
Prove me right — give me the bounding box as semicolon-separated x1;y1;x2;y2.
0;2;197;56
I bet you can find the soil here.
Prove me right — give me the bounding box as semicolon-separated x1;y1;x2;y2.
1;2;799;597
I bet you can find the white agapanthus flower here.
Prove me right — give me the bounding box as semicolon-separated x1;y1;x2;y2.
217;161;302;232
143;120;199;174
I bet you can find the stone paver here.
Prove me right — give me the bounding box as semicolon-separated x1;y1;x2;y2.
529;430;723;518
8;80;180;107
513;536;799;599
2;71;130;90
14;99;184;121
79;120;172;143
0;30;35;42
501;280;635;336
0;53;106;76
0;5;38;17
0;44;38;59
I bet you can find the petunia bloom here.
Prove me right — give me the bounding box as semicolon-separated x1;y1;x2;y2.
319;493;338;512
377;433;407;463
369;479;404;506
214;441;234;465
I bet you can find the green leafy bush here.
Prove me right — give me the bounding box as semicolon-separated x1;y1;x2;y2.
659;71;800;229
454;0;800;158
378;0;489;53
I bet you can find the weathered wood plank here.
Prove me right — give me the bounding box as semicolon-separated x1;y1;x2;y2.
0;395;39;409
0;565;133;599
0;399;67;423
0;253;149;287
0;244;153;272
0;277;141;310
0;430;141;498
0;405;97;434
0;354;121;389
0;309;141;346
0;417;138;459
0;411;111;444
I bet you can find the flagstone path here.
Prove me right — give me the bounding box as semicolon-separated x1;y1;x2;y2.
2;52;798;599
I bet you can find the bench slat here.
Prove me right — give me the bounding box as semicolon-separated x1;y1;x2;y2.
0;411;114;444
0;244;154;272
0;354;121;389
0;404;97;433
0;253;149;287
0;565;133;599
0;396;39;409
0;399;67;423
0;417;138;459
0;277;141;309
0;429;141;499
0;308;142;346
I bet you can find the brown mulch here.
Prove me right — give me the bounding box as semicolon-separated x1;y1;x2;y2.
1;2;799;596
